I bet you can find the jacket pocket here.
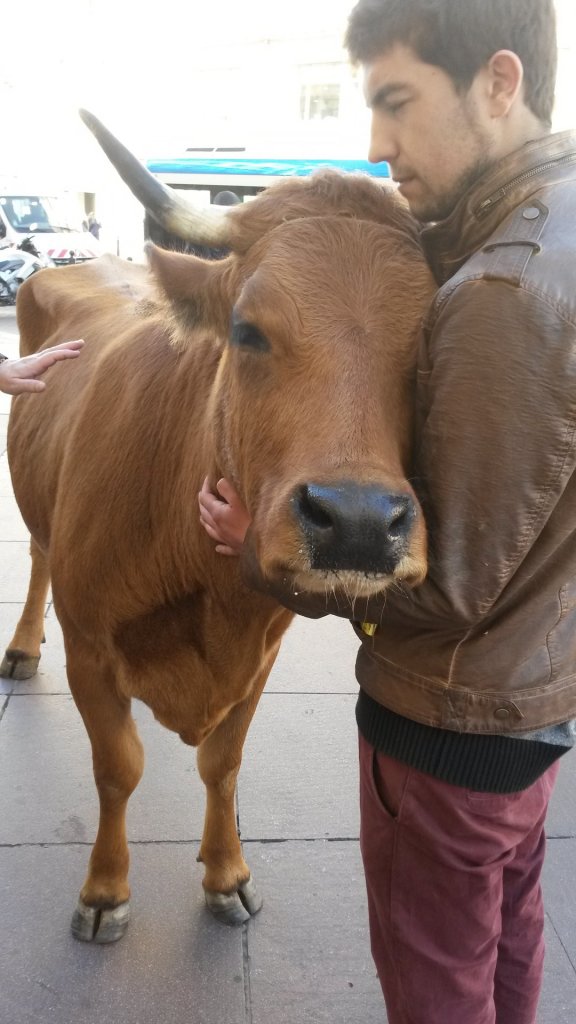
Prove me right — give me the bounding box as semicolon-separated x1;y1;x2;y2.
547;582;576;677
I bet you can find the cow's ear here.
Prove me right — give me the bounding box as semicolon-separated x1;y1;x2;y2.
146;243;215;300
146;243;229;337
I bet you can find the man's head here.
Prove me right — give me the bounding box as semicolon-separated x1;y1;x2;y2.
212;190;241;207
346;0;558;221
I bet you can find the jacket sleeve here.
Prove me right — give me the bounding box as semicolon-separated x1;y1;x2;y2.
394;276;576;628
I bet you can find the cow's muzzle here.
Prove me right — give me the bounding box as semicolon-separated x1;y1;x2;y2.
292;481;419;576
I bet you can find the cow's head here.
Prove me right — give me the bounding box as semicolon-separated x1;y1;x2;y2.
81;111;434;599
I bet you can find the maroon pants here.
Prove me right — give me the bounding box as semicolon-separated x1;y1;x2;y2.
358;733;560;1024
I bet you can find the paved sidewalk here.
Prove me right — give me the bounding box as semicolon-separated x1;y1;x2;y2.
0;308;575;1023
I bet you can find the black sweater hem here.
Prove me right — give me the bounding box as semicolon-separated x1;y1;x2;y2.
356;690;567;793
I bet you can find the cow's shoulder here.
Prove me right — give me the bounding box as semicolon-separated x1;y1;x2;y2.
17;256;153;355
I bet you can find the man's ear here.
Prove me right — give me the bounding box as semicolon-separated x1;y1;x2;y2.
485;49;524;118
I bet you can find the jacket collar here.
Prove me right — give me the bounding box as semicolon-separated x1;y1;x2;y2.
420;130;576;284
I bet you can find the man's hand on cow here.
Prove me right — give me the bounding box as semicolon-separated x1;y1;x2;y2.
199;477;252;556
0;340;85;395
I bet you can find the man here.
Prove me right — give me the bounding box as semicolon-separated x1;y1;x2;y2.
199;1;576;1020
87;212;101;240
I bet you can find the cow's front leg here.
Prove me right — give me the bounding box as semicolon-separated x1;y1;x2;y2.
63;629;145;943
196;665;272;925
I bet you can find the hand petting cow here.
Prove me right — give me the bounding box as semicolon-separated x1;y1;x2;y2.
1;112;433;944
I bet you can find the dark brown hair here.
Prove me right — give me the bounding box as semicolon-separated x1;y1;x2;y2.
345;0;557;127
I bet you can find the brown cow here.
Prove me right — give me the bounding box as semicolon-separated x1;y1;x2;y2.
1;114;433;944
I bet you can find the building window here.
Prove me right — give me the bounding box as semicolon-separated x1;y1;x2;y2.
300;83;340;120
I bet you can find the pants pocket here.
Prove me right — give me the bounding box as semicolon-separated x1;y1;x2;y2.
369;747;410;821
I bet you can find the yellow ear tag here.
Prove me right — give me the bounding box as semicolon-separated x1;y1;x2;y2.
360;622;378;637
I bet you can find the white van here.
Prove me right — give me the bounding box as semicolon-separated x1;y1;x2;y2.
0;193;102;265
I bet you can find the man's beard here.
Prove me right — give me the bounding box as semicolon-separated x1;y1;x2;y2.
414;154;495;224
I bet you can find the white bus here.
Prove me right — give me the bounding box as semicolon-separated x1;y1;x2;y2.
143;148;391;247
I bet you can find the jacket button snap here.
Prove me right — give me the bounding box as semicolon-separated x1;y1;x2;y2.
494;707;511;720
522;206;540;220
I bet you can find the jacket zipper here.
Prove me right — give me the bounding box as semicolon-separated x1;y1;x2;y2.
476;152;576;218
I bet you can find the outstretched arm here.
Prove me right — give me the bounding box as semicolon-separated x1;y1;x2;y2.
0;340;84;395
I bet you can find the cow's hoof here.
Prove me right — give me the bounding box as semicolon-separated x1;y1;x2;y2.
71;898;131;943
205;876;263;926
0;649;40;680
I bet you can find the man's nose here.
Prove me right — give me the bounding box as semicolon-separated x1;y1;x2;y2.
368;121;398;166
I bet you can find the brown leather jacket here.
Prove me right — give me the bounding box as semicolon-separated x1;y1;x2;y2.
244;130;576;736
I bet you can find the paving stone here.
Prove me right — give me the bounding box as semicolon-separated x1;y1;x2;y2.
0;414;8;456
546;755;576;838
246;840;383;1024
238;692;359;840
0;456;15;496
0;492;29;540
543;837;576;965
539;912;576;1024
0;695;207;844
267;613;359;694
0;843;245;1024
0;540;37;601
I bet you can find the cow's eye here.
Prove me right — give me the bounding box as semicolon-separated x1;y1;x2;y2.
230;320;270;352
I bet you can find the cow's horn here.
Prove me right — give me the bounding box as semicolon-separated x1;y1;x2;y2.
79;109;233;246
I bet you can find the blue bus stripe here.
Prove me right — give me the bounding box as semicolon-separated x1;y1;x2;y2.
145;157;390;178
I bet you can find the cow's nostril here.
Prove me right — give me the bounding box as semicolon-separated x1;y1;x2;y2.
297;485;335;531
387;497;412;538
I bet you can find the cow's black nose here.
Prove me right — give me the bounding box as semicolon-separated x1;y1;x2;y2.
292;482;416;574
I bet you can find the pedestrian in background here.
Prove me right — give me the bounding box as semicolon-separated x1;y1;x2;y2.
199;0;576;1021
87;212;101;240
